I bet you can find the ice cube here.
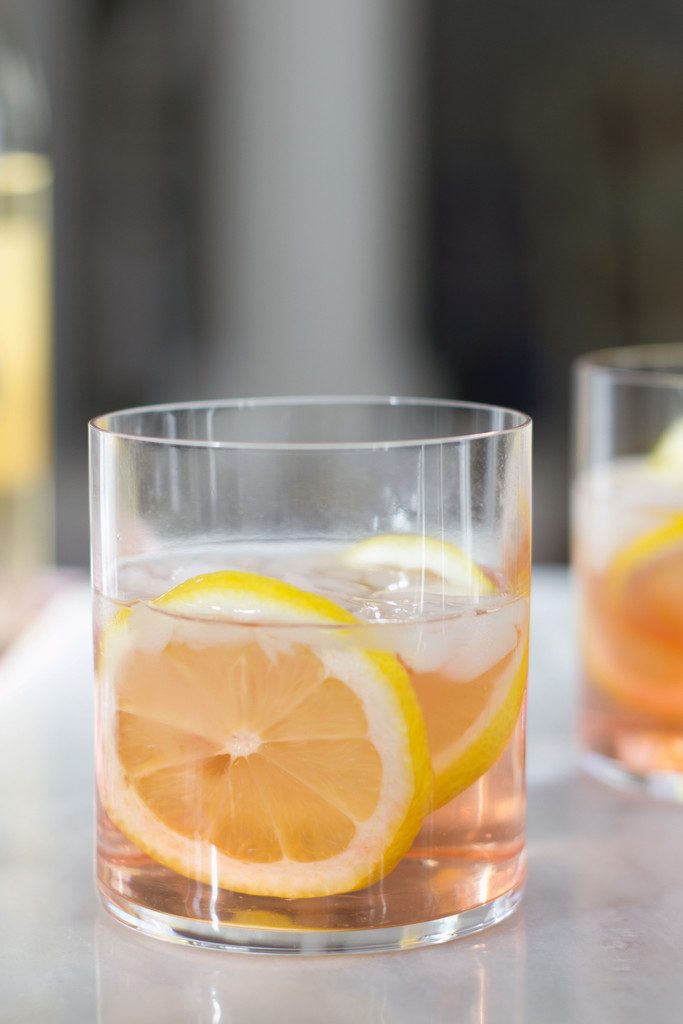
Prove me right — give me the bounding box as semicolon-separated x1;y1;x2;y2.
367;601;522;677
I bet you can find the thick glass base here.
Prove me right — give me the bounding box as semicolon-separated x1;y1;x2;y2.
99;886;523;955
582;750;683;802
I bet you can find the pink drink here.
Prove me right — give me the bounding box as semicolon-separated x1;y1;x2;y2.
96;544;528;948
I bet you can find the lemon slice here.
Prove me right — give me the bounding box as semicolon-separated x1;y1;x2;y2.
414;635;528;807
339;534;527;807
583;514;683;721
650;416;683;472
99;571;432;899
340;533;497;595
607;513;683;596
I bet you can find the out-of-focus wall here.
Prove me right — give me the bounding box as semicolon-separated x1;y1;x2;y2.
10;0;683;565
45;0;443;566
200;0;439;398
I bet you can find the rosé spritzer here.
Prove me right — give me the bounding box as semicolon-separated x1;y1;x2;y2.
574;346;683;797
90;398;531;953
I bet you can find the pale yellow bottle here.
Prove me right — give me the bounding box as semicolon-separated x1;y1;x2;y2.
0;20;53;646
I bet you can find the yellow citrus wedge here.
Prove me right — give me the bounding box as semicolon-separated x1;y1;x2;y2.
339;535;527;807
607;513;683;600
98;571;432;899
650;416;683;473
583;514;683;721
411;636;528;808
340;533;497;595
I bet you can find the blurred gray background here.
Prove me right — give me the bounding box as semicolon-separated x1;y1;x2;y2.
8;0;683;566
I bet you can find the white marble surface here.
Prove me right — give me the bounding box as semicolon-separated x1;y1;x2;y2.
0;568;682;1023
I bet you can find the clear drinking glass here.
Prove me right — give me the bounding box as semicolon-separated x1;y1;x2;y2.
573;345;683;798
90;397;531;953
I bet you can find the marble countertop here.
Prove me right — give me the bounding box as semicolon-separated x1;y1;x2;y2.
0;568;681;1024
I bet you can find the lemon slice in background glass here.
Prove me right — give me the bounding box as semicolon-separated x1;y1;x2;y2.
583;514;683;722
650;415;683;473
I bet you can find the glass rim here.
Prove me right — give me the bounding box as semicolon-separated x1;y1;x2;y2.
575;343;683;388
89;396;532;451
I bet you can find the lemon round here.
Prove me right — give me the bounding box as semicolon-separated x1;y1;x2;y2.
607;514;683;594
582;513;683;721
339;534;527;807
650;416;683;473
340;533;497;595
99;571;433;899
413;638;528;808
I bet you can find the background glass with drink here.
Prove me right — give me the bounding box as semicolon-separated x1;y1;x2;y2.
574;345;683;797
